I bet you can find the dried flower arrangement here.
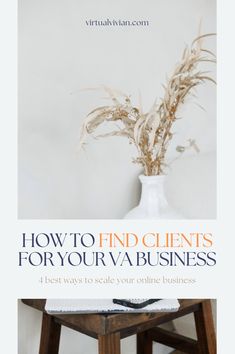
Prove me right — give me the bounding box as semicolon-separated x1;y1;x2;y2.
79;34;216;175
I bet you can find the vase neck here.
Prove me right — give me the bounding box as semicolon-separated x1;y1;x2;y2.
139;175;168;211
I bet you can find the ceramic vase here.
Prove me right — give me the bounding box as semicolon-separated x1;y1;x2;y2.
124;175;181;219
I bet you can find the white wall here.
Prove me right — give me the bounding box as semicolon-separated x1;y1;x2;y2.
18;0;216;219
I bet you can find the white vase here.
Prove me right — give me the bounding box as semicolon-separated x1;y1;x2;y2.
124;175;181;219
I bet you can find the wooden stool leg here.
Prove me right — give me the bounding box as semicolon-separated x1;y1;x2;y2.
137;331;153;354
194;300;216;354
98;333;121;354
39;313;61;354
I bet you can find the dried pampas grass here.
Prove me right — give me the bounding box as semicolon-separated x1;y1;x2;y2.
79;33;216;175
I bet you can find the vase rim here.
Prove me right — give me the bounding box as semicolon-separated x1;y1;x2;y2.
139;174;166;182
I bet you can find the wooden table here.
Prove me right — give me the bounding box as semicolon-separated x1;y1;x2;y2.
22;299;216;354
